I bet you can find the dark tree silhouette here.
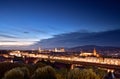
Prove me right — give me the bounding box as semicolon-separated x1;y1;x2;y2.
2;68;24;79
32;66;57;79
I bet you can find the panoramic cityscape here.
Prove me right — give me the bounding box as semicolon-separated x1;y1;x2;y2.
0;0;120;79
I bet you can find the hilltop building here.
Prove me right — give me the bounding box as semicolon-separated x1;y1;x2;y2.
53;48;65;52
79;48;99;57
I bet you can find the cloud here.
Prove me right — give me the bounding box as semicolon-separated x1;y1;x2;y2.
0;34;17;38
47;25;59;30
1;29;120;49
21;27;48;34
23;31;29;34
33;29;120;48
0;41;36;46
31;29;48;34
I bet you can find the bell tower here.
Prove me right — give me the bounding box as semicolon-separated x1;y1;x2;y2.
93;48;97;56
38;47;41;53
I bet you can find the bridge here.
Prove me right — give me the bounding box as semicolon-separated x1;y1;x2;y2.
10;52;120;70
24;54;120;71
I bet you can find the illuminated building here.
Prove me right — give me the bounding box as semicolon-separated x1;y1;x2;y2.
93;48;97;56
54;48;58;52
59;48;65;52
53;48;65;52
79;48;99;57
9;51;22;57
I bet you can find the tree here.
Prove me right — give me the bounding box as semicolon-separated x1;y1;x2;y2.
56;68;68;79
3;67;30;79
80;69;100;79
20;67;30;79
67;68;81;79
67;68;100;79
3;68;24;79
32;66;57;79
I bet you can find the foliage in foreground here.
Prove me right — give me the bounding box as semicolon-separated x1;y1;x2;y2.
67;68;100;79
1;62;117;79
32;66;57;79
3;68;24;79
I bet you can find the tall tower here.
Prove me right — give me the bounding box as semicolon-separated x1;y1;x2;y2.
38;47;41;53
93;48;97;56
79;48;83;56
54;48;58;52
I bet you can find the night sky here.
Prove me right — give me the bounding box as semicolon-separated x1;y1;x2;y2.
0;0;120;49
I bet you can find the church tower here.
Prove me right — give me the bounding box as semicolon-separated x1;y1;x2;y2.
38;47;41;53
79;49;83;56
93;48;97;56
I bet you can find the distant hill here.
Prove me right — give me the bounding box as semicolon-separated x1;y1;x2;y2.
70;45;120;50
67;45;120;53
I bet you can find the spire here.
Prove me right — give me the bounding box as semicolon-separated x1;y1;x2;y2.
80;48;82;53
38;47;41;53
79;48;83;56
93;48;97;56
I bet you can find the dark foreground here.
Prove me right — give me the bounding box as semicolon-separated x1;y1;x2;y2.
0;62;120;79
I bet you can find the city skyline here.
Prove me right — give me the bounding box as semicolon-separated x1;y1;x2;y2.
0;0;120;49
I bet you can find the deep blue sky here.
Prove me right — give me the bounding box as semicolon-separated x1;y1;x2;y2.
0;0;120;47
